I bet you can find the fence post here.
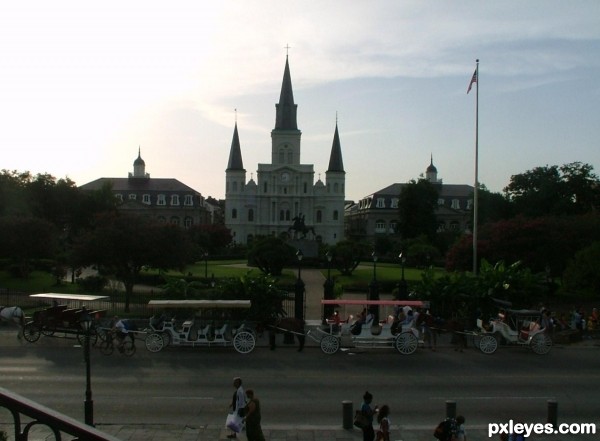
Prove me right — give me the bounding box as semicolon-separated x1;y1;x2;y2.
547;400;558;428
446;400;456;419
342;400;353;430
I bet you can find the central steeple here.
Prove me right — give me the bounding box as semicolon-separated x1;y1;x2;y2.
274;56;298;130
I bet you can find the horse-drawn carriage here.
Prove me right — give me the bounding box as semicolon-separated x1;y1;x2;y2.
22;293;108;344
144;300;257;354
308;299;430;355
475;304;552;355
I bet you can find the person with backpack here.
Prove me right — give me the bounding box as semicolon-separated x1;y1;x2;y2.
434;417;457;441
360;391;378;441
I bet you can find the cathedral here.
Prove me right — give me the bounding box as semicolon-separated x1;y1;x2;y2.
225;56;346;245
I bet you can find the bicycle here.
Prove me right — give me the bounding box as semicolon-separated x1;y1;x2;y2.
99;328;136;356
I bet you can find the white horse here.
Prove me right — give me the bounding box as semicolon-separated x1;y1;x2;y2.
0;306;25;338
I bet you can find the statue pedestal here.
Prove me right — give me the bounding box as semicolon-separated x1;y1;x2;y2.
288;239;319;258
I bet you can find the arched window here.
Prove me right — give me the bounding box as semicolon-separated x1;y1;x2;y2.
248;209;254;222
316;210;322;223
333;210;339;221
232;208;237;219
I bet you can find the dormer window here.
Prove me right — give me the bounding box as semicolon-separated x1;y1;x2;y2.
171;195;180;206
128;194;136;200
184;195;193;206
157;194;166;206
451;199;460;209
376;198;385;208
143;194;151;204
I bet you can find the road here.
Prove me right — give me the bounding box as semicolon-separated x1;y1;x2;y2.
1;328;599;433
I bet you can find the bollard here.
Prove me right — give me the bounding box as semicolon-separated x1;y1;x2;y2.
445;400;456;419
547;400;558;428
342;400;353;430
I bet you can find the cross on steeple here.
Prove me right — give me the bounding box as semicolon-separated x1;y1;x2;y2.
284;44;291;57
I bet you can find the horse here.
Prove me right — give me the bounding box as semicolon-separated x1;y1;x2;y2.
267;317;306;351
0;306;25;339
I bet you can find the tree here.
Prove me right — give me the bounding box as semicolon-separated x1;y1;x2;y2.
0;216;58;278
563;241;600;298
475;185;514;225
73;213;194;311
504;162;600;217
187;224;233;256
247;236;296;276
331;240;368;276
397;179;439;240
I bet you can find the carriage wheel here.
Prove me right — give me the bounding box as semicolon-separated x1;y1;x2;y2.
121;339;137;357
145;333;165;353
22;323;41;343
233;330;256;354
395;332;418;355
41;327;55;337
77;328;98;346
100;338;114;356
479;334;498;354
320;335;340;354
530;333;552;355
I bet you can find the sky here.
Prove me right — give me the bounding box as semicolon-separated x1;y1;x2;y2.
1;1;599;203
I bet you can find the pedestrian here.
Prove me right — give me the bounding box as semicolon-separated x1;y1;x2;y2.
455;415;467;441
420;309;437;351
360;391;377;441
244;389;265;441
375;404;390;441
226;377;245;439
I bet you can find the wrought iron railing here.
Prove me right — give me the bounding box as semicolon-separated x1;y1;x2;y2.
0;387;120;441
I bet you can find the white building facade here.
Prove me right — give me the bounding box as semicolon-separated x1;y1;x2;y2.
225;57;346;245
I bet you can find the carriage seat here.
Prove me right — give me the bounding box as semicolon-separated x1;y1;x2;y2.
213;324;228;340
196;324;211;341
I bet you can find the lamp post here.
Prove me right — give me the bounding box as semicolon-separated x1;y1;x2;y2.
79;310;94;426
294;249;305;320
203;251;209;280
397;252;408;300
323;251;334;324
369;251;380;322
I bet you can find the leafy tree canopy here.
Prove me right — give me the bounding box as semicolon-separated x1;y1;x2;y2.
397;178;439;240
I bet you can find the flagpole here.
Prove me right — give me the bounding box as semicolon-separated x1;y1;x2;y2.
473;59;479;275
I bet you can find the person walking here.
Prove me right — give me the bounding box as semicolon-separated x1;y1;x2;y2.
455;415;467;441
226;377;245;439
243;389;265;441
375;404;390;441
360;391;378;441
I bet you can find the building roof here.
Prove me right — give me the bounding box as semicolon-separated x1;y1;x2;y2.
327;123;345;173
80;177;201;194
274;56;298;131
226;123;245;171
364;183;473;200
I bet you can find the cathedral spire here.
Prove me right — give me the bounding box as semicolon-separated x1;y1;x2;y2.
226;122;245;171
274;56;298;130
327;123;345;173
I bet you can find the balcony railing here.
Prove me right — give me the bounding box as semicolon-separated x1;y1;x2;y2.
0;387;120;441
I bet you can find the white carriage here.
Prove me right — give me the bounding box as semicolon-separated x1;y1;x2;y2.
144;300;257;354
476;307;552;355
308;299;429;355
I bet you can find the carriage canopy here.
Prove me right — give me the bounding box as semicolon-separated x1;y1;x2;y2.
30;293;109;301
148;299;251;309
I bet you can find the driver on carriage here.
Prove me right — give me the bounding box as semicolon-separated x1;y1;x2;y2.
112;316;129;351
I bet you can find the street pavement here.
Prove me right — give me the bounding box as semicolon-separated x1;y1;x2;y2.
5;268;600;441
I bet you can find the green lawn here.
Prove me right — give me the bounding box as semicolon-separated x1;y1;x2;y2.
0;261;442;296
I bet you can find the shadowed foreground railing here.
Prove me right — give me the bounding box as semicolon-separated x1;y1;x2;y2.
0;387;120;441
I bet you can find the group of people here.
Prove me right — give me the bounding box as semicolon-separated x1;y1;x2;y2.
226;377;265;441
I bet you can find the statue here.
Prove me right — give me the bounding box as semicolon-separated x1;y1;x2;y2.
288;213;316;240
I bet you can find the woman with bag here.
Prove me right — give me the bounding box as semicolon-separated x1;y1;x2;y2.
360;391;378;441
225;377;245;439
375;405;390;441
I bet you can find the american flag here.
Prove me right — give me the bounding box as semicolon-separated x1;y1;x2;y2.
467;69;477;94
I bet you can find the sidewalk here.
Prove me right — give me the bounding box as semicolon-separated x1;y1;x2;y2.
94;422;498;441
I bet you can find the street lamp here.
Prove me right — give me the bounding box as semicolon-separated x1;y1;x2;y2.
294;249;305;320
369;251;380;322
397;252;408;300
79;309;94;426
323;251;334;323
